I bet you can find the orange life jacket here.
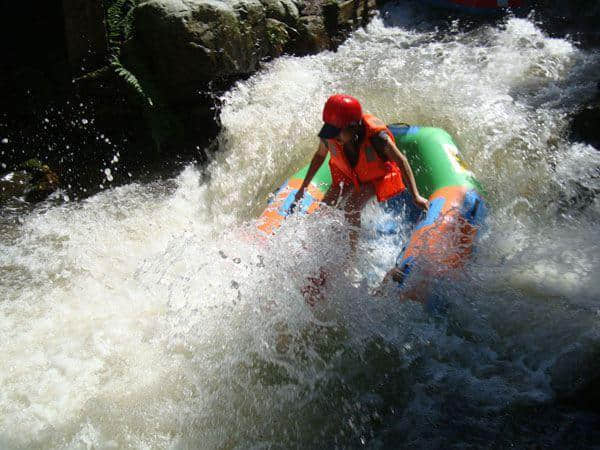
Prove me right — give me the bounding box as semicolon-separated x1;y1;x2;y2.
326;114;406;202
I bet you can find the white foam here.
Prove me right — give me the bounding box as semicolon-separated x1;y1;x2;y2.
1;12;600;448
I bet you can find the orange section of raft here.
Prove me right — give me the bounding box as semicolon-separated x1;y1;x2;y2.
398;185;480;302
404;186;478;270
257;178;326;235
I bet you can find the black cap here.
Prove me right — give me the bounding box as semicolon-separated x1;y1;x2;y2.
318;123;341;139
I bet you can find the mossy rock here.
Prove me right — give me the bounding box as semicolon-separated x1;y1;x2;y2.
130;0;271;103
260;0;300;23
266;18;290;55
1;160;60;203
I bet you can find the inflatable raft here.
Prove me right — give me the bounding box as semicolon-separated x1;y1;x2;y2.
257;125;487;298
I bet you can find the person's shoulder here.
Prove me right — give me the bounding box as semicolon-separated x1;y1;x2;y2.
370;131;390;152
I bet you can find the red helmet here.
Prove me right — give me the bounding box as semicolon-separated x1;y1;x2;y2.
319;94;362;139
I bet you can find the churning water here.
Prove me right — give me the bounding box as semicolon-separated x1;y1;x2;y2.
2;5;600;448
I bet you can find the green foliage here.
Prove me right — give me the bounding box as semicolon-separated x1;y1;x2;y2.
102;0;183;150
105;0;139;55
110;57;183;151
21;159;43;171
266;19;289;51
104;0;146;104
110;57;151;106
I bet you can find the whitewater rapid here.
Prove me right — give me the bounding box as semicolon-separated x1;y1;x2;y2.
1;6;600;448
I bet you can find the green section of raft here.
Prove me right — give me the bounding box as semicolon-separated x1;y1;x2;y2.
392;126;483;198
290;126;482;200
292;153;332;193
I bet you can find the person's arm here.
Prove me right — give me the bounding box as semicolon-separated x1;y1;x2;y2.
293;139;328;205
381;135;429;210
344;187;371;253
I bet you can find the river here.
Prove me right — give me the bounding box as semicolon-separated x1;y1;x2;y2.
1;4;600;448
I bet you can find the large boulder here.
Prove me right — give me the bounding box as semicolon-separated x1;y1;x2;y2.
570;82;600;150
260;0;299;23
532;0;600;48
550;345;600;412
128;0;297;104
62;0;108;73
110;0;377;148
125;0;376;104
534;0;600;20
0;159;60;204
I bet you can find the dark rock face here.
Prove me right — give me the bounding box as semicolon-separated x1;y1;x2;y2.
534;0;600;21
124;0;376;114
527;2;600;151
4;0;599;200
0;160;60;204
130;0;273;103
0;0;377;199
62;0;109;74
571;103;600;150
0;0;108;100
550;346;600;413
99;0;379;157
532;0;600;48
570;82;600;150
0;1;71;103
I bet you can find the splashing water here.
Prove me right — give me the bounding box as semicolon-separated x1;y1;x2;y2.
2;8;600;448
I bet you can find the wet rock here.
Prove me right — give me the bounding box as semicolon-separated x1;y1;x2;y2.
533;0;600;21
571;91;600;150
550;345;600;412
130;0;272;104
125;0;377;104
260;0;300;24
62;0;108;74
22;159;60;203
100;0;378;151
323;0;376;36
266;18;291;56
571;106;600;150
532;0;600;48
0;159;60;204
295;15;332;54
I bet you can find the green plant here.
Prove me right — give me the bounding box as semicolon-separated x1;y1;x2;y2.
110;57;152;106
105;0;139;54
102;0;183;150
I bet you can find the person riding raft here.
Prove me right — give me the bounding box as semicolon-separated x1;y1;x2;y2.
293;94;429;243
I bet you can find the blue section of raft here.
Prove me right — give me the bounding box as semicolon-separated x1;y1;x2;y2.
279;189;315;216
385;189;486;312
414;197;445;231
268;181;316;216
461;190;487;226
376;190;421;235
388;124;420;137
392;189;487;285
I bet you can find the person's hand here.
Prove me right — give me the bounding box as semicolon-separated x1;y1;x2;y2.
294;188;305;204
290;188;305;213
414;194;429;211
372;267;405;296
